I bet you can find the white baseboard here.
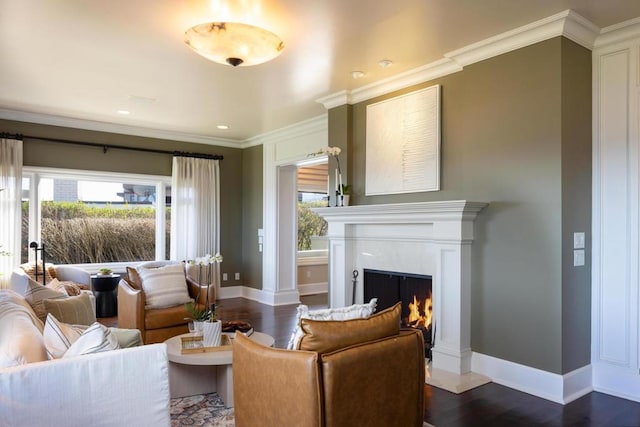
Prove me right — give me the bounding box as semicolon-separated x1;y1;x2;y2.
218;284;327;303
298;282;328;296
472;352;592;404
217;285;301;306
592;362;640;403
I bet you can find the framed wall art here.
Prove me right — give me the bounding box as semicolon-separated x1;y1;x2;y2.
365;84;441;195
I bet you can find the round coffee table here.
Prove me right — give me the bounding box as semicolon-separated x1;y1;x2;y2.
164;331;274;407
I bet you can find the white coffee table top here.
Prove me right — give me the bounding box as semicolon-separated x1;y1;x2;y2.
165;331;274;366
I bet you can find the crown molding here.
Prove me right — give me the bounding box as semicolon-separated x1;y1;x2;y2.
241;114;328;149
317;9;600;109
349;58;462;105
0;108;242;148
594;16;640;49
315;90;352;110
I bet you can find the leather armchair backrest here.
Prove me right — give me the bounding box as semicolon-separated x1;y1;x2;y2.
233;333;324;427
321;329;425;427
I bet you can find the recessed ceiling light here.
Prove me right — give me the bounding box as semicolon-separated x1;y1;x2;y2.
117;110;131;115
217;125;229;130
378;59;393;68
351;70;365;79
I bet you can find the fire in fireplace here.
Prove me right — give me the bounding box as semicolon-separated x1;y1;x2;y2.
363;269;433;359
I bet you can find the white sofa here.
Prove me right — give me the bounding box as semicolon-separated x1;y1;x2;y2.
0;289;171;426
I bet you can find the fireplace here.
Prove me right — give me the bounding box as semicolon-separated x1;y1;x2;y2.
313;200;487;376
364;269;433;359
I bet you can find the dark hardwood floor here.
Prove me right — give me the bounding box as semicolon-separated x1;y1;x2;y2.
100;295;640;426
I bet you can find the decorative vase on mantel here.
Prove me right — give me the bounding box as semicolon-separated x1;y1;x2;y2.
202;320;222;347
342;195;350;207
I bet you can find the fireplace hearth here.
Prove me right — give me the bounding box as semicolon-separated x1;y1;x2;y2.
364;269;433;359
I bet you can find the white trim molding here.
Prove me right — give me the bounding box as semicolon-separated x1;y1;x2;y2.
472;353;593;404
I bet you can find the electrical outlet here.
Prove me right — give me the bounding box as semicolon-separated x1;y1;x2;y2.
573;249;585;267
222;273;228;281
234;272;240;280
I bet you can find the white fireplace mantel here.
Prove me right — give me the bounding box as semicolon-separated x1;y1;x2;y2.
315;200;488;376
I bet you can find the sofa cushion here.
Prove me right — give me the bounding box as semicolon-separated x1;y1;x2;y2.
298;302;401;354
138;263;193;309
24;278;67;322
0;290;47;368
43;313;84;359
287;298;378;350
43;292;96;326
63;322;120;358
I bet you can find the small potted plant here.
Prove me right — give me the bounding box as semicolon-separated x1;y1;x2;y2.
98;267;112;276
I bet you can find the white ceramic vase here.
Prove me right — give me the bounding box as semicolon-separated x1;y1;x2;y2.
202;320;222;347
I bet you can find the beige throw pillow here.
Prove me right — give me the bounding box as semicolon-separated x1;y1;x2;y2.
43;292;96;326
24;278;67;322
137;263;193;309
20;262;55;285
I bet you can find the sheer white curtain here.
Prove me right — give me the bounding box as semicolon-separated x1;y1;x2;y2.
0;138;23;288
170;156;220;267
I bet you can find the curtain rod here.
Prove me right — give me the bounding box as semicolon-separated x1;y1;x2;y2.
0;132;224;160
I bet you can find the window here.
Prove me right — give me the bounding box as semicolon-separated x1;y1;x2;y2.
22;167;171;268
297;163;328;252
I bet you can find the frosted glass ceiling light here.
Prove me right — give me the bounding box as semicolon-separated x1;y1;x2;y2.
184;22;284;67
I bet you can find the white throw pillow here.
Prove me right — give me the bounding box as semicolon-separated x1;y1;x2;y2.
286;298;378;350
137;263;194;309
43;313;84;359
63;322;120;358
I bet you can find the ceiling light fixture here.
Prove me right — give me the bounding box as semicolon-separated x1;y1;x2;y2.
378;59;393;68
117;110;131;115
184;22;284;67
217;125;229;130
351;70;365;79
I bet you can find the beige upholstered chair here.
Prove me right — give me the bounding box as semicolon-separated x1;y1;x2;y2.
233;304;425;427
117;261;214;344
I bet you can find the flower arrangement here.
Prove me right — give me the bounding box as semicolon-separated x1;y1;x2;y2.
184;253;223;322
310;146;349;199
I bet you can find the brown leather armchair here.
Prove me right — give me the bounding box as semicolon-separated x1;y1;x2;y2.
117;261;215;344
233;304;425;427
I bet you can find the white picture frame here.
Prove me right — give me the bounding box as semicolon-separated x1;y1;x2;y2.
365;84;441;195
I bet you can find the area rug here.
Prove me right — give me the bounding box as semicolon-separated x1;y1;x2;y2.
170;392;434;427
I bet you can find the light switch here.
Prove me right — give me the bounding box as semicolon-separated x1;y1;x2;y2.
573;249;585;267
573;232;585;249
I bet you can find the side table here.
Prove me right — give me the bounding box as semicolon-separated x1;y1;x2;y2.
90;273;121;318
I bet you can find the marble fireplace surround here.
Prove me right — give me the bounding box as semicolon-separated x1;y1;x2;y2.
315;200;488;379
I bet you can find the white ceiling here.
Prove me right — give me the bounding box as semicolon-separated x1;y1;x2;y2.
1;0;639;145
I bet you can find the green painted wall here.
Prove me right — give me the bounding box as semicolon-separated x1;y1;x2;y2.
337;37;591;374
0;119;244;289
560;37;592;373
241;144;263;289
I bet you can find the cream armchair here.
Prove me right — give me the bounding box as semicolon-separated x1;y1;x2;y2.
117;261;215;344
